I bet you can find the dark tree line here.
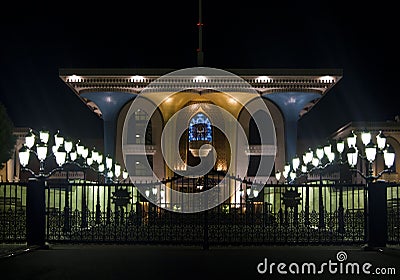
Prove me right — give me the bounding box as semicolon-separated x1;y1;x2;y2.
0;102;16;170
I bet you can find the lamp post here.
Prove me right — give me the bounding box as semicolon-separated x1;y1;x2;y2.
238;179;260;228
345;130;395;183
19;129;69;178
19;129;70;247
19;129;125;242
294;146;332;229
343;130;395;249
275;161;301;226
74;146;127;225
289;129;395;247
104;154;127;224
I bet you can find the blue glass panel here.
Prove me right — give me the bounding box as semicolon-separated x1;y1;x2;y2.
189;113;212;142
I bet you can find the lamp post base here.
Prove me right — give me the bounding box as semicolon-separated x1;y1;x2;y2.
26;178;46;247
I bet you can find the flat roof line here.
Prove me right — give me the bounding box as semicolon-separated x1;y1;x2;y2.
59;68;343;77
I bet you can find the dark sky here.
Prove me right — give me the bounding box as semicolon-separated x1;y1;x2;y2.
0;1;399;146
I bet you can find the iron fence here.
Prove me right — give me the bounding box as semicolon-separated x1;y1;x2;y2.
44;179;368;245
387;183;400;244
0;183;27;242
1;179;398;245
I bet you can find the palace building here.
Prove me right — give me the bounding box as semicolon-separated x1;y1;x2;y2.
1;0;399;246
1;68;399;245
4;68;398;212
58;68;342;186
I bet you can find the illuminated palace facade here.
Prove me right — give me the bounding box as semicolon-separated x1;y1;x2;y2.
59;68;341;187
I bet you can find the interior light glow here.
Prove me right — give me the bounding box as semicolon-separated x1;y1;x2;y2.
68;75;82;82
255;76;271;83
193;76;208;82
130;75;145;83
318;75;335;83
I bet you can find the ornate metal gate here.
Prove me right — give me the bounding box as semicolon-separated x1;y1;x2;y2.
0;183;27;242
44;178;369;245
2;180;399;245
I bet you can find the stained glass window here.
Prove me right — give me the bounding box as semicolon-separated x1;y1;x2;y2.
188;113;212;142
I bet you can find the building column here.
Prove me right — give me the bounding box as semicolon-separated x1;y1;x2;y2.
80;92;136;159
262;92;321;162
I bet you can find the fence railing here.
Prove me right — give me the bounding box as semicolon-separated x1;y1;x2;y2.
387;183;400;244
1;180;399;246
44;179;368;245
0;183;27;242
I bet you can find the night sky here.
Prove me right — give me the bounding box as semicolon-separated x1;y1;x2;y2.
0;1;398;147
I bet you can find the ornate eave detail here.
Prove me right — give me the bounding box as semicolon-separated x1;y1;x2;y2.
59;68;342;116
61;76;338;94
63;77;158;94
60;69;341;94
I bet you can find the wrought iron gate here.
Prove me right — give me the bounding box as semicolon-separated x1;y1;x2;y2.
0;183;26;242
2;180;399;245
387;183;400;244
44;178;369;245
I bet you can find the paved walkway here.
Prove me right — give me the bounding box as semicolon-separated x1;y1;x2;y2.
0;243;31;257
1;243;400;279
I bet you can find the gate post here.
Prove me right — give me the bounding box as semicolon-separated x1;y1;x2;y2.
26;178;46;247
367;181;387;248
203;175;209;250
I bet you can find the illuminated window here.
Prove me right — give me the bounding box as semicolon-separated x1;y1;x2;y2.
128;110;152;145
189;113;212;142
126;155;153;176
